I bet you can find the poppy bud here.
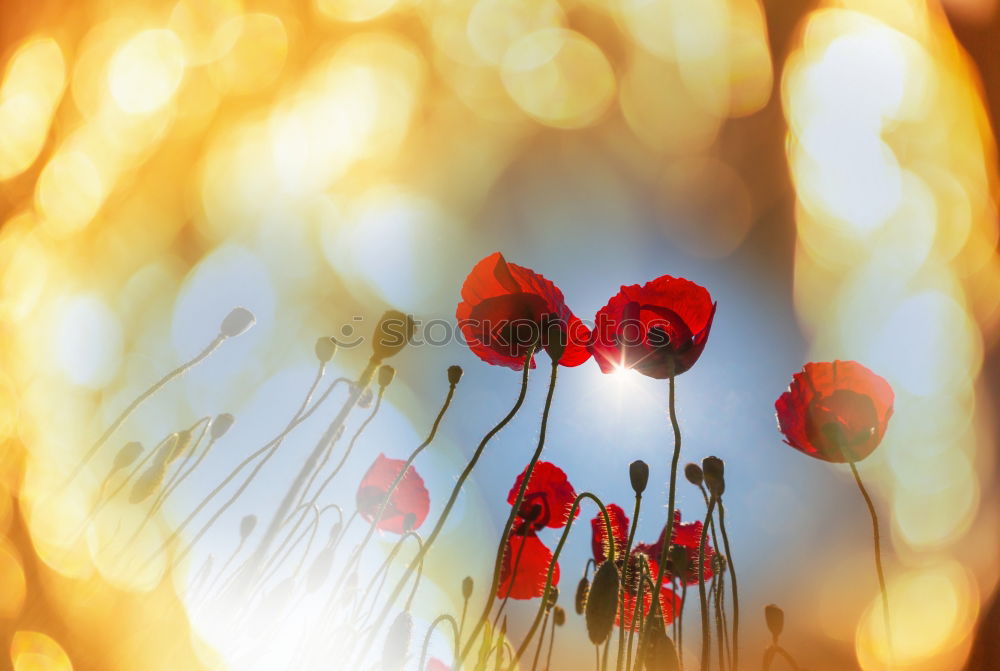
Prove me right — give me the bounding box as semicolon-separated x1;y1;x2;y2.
402;512;417;533
306;546;335;592
668;544;688;578
210;413;234;441
543;318;566;363
585;561;620;645
381;611;412;671
315;336;338;362
328;520;342;544
545;586;559;611
240;514;257;540
372;310;415;362
643;607;680;671
220;307;256;338
553;606;566;626
684;462;703;487
111;441;143;472
701;456;725;498
765;604;784;642
378;365;395;388
575;577;589;615
462;576;474;600
447;365;463;386
165;430;193;465
129;462;166;503
629;460;649;495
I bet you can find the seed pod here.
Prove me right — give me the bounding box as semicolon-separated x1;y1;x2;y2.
543;318;566;363
447;365;463;386
585;561;620;645
643;607;680;671
210;413;235;441
328;520;342;544
220;307;255;337
315;336;338;362
545;586;559;611
240;514;257;540
684;463;703;487
574;577;590;615
630;460;649;495
306;546;336;592
462;576;474;600
668;544;688;580
129;462;166;503
164;430;193;466
765;604;784;642
702;456;725;498
111;441;143;472
378;365;395;388
372;310;415;362
381;611;412;671
553;606;566;627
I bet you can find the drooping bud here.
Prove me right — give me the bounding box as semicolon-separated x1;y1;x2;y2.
210;413;235;441
701;456;725;498
629;460;649;496
220;307;255;338
447;365;463;386
240;514;257;540
545;586;559;611
381;611;412;671
684;462;703;487
315;336;338;362
643;605;680;671
111;441;143;472
765;604;784;642
462;576;474;600
585;561;620;645
129;462;166;503
372;310;415;362
574;577;589;615
378;365;395;388
553;606;566;626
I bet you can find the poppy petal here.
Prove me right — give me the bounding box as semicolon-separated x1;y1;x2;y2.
507;461;579;530
497;534;559;600
356;453;430;533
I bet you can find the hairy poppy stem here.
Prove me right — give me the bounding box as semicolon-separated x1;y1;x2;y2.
544;609;558;671
462;359;560;667
717;501;739;671
336;379;458;596
493;532;530;628
509;492;615;668
419;615;460;671
616;492;643;671
715;565;727;671
353;348;535;668
849;461;894;668
530;610;550;671
698;496;716;671
641;372;682;667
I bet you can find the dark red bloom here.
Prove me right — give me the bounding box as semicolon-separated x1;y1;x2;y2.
356;453;430;533
775;360;894;463
497;533;559;600
591;503;631;565
589;276;716;378
457;252;591;370
617;580;682;631
636;511;715;586
508;461;579;532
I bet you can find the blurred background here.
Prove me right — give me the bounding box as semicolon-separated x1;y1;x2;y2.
0;0;998;669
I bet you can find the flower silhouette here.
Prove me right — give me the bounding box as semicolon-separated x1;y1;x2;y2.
636;510;716;586
457;252;591;370
589;275;716;378
775;360;894;462
356;453;430;533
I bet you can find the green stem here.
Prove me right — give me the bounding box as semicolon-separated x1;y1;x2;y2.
698;497;716;671
530;610;550;671
616;493;643;671
461;359;560;666
353;348;535;667
717;501;739;671
849;461;893;668
419;614;460;671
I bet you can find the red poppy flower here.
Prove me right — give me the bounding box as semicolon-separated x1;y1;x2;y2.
456;252;591;370
508;461;579;532
775;360;894;463
636;511;715;586
589;276;716;378
617;581;682;631
356;453;430;533
497;533;559;600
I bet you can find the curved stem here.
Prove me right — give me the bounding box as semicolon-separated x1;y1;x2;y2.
419;615;460;671
849;461;893;668
509;492;616;667
493;530;530;627
717;501;739;671
640;373;682;667
356;348;535;667
464;359;559;665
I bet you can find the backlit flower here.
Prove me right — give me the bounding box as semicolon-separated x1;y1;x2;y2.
775;360;894;463
356;454;430;533
589;276;716;378
508;461;579;532
497;533;559;600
